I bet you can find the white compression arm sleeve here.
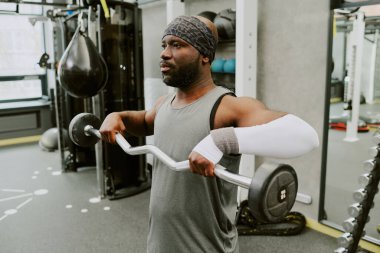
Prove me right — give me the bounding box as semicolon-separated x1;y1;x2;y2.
192;114;319;164
233;114;319;158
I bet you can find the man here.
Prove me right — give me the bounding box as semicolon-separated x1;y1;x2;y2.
100;15;319;253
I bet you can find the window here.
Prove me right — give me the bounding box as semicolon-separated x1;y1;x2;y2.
0;11;47;103
0;78;43;102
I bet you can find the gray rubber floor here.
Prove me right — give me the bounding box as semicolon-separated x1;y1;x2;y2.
0;143;340;253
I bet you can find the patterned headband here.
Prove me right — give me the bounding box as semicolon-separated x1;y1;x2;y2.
162;16;217;62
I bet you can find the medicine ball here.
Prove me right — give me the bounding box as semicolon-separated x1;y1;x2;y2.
223;58;236;74
197;11;217;22
211;58;225;73
39;128;69;152
214;9;236;40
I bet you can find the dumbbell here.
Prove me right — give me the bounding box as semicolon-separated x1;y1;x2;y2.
353;187;380;202
358;173;373;187
368;147;379;158
348;202;374;218
348;203;363;218
69;113;298;223
334;247;348;253
362;159;375;172
342;217;370;234
343;218;358;233
337;233;354;248
337;230;367;249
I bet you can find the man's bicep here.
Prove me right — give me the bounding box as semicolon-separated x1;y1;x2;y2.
145;95;167;135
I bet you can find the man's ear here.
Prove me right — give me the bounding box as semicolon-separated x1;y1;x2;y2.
201;55;210;64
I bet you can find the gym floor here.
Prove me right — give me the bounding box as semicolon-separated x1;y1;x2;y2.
0;142;340;253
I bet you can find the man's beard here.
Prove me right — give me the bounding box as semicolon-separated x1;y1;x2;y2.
162;57;200;88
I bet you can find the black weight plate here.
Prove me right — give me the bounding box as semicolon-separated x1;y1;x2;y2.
69;113;101;147
248;163;298;223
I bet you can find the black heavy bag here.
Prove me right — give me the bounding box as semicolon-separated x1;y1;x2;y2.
197;11;217;22
58;27;108;98
214;8;236;41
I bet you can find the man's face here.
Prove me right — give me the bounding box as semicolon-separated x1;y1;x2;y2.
160;35;202;88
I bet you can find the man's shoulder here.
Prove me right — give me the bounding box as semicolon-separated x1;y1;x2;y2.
219;94;261;107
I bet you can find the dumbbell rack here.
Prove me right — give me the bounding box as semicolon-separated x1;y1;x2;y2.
334;137;380;253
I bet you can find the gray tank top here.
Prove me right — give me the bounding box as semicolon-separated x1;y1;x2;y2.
147;86;241;253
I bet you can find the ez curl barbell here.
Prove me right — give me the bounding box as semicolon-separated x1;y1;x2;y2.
69;112;298;223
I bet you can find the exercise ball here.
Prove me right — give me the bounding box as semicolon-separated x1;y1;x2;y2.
214;9;236;40
211;58;226;73
223;58;236;73
58;27;108;98
197;11;217;22
39;128;69;152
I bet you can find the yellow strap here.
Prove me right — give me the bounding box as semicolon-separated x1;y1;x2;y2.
0;136;40;147
100;0;110;19
333;15;337;37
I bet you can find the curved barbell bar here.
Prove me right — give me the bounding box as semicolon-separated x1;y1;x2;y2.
84;125;252;189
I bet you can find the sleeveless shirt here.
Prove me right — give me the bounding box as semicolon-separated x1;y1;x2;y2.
147;86;241;253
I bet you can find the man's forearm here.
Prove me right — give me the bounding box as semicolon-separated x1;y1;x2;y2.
119;110;152;136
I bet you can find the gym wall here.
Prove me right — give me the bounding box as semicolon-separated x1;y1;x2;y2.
141;3;167;79
141;0;330;221
256;1;329;219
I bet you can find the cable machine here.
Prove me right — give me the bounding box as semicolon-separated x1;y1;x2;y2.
37;0;150;200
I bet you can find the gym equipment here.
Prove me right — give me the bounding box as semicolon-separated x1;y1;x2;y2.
236;199;306;236
329;115;369;132
214;8;236;41
223;58;236;74
334;133;380;253
39;127;69;152
69;113;298;223
329;122;369;132
57;25;108;98
197;11;217;22
50;2;146;200
211;58;226;73
342;12;365;142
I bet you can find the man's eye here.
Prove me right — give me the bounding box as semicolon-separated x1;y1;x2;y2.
173;43;181;48
161;44;166;49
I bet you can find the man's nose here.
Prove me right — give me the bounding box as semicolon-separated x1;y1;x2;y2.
160;46;172;59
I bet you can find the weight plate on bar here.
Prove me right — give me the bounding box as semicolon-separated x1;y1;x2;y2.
248;163;298;223
69;113;101;147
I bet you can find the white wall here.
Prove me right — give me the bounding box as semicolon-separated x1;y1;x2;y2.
256;1;329;219
141;2;167;79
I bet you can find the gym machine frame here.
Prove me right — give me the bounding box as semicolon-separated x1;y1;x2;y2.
52;1;148;199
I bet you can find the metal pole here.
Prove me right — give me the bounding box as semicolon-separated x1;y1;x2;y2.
88;5;106;198
345;12;365;142
235;0;258;202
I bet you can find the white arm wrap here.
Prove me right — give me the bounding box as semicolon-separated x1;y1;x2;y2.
192;135;224;165
192;114;319;163
233;114;319;158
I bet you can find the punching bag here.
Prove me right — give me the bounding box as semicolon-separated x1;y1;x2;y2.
214;9;236;41
58;27;108;98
